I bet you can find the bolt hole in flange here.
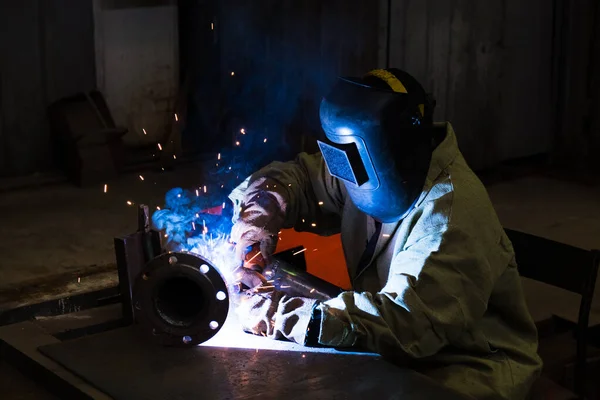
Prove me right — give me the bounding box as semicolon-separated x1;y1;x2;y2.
199;264;209;274
209;321;219;330
182;335;193;344
216;291;227;301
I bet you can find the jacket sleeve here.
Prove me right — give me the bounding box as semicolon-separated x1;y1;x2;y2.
315;197;503;361
228;152;346;237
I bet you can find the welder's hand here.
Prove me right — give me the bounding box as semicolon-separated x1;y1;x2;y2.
235;291;318;345
232;265;267;291
230;220;278;270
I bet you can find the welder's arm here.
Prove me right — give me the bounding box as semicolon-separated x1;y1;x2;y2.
229;152;345;260
312;225;504;361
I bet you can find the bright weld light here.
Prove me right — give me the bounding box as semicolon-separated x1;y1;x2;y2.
292;248;307;256
318;201;324;205
240;128;245;134
139;175;144;181
158;143;163;151
142;128;147;135
126;201;133;205
217;153;221;160
263;138;267;143
103;184;108;193
174;113;178;121
337;127;353;135
311;223;316;227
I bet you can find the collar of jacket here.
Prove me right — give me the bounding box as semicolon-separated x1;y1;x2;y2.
411;122;460;210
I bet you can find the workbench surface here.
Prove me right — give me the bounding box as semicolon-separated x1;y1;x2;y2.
39;320;470;400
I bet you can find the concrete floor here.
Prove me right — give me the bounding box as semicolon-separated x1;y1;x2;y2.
0;162;208;292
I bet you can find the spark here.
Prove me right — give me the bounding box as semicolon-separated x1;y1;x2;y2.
221;184;224;188
228;166;231;170
383;234;391;237
313;248;318;251
302;219;305;223
280;285;291;289
142;128;147;135
192;222;196;230
222;202;226;209
216;163;219;167
246;251;262;263
164;234;168;238
103;184;108;193
158;143;163;151
177;194;181;198
231;71;235;76
318;201;324;205
292;248;307;256
235;141;240;146
263;138;267;143
240;128;245;134
302;354;306;358
139;175;144;181
288;183;292;187
173;155;177;159
195;213;200;218
174;113;178;121
126;201;133;206
311;223;317;227
161;167;165;171
309;288;315;294
156;206;161;210
218;153;221;160
196;189;199;196
203;185;207;193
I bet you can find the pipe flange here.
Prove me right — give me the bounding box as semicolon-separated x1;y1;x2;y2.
132;252;229;347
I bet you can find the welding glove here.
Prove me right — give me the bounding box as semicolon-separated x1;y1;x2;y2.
236;290;319;345
230;220;278;269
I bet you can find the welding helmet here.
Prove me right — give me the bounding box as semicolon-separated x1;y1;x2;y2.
318;68;435;223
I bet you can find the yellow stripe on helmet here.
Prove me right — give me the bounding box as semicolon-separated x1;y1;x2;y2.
365;69;408;94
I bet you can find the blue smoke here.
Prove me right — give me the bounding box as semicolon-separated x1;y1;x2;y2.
152;187;239;282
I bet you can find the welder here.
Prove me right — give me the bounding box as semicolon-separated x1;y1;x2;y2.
228;68;542;400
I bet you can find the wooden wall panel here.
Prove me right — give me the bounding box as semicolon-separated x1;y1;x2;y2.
215;0;380;160
0;1;96;177
387;0;555;170
553;0;600;175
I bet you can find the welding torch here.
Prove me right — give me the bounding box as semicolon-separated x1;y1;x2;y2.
232;245;344;302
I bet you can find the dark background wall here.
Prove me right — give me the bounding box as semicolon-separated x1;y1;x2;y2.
0;0;598;178
0;1;96;177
